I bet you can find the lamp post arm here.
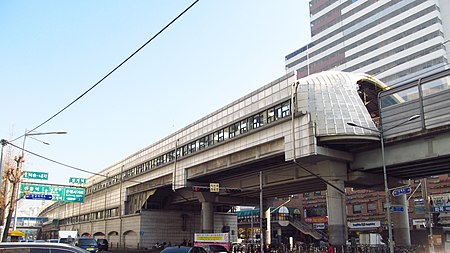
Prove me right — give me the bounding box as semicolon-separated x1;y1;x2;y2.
347;122;381;134
25;131;67;136
382;115;420;133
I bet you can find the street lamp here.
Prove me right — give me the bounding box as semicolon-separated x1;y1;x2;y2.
347;114;420;253
11;129;67;230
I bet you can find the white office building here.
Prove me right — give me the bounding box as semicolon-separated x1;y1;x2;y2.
285;0;450;87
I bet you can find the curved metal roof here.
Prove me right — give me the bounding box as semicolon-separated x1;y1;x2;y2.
295;71;384;141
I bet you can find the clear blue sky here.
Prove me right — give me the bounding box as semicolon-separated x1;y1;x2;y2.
0;1;310;185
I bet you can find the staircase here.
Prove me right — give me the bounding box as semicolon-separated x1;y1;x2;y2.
289;220;328;241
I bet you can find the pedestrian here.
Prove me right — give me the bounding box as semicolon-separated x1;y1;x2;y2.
327;244;333;253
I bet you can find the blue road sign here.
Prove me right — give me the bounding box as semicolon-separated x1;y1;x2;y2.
431;205;450;213
24;194;53;200
392;186;411;197
390;205;404;212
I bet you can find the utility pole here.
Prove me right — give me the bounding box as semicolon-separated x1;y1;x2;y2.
423;178;434;252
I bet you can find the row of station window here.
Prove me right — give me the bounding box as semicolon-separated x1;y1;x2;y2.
87;100;291;195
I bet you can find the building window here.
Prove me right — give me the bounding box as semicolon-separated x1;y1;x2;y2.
240;119;248;133
267;107;275;123
368;203;377;213
353;204;362;214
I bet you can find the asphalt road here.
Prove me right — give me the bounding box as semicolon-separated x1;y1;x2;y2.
108;248;162;253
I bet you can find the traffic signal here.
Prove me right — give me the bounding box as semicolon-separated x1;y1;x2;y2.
261;218;267;230
225;188;241;193
192;186;210;192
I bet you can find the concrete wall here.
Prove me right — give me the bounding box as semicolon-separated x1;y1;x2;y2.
56;210;237;250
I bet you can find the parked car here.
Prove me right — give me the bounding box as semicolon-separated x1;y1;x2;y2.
47;239;59;243
59;236;76;246
161;246;208;253
0;242;90;253
201;245;229;253
97;238;109;251
76;238;98;253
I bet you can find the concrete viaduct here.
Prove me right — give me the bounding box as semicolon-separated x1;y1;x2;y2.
39;69;450;249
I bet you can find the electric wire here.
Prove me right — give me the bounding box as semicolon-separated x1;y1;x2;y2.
6;141;142;185
9;0;200;144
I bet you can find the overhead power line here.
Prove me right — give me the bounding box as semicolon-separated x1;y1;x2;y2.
6;141;143;185
11;0;200;143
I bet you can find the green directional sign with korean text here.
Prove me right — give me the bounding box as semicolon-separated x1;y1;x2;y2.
20;183;85;203
23;171;48;180
69;177;86;184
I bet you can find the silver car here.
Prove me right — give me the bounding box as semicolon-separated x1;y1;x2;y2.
0;242;90;253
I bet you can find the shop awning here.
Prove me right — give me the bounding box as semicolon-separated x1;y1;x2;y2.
8;230;25;237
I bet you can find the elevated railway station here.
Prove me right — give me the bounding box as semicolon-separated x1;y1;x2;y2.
39;69;450;249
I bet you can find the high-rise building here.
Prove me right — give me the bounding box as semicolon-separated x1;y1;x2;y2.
285;0;450;87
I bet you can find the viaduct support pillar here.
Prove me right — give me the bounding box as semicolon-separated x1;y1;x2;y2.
198;192;215;233
391;192;411;246
320;160;347;247
201;201;214;233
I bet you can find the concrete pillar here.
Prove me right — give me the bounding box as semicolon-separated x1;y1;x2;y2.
201;201;214;233
320;160;347;247
327;179;347;246
391;193;411;246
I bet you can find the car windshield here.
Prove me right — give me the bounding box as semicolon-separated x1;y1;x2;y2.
78;238;97;246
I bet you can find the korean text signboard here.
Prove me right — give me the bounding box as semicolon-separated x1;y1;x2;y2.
20;183;85;203
23;171;48;180
392;186;411;197
430;193;450;213
69;177;86;184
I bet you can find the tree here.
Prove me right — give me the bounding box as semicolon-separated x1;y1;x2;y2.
1;148;24;242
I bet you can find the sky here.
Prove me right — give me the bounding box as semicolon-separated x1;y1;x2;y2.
0;1;310;193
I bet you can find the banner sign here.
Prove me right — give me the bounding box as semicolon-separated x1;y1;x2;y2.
430;194;450;213
194;233;229;250
194;233;229;243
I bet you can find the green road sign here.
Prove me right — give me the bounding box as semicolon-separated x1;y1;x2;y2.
20;183;85;203
23;171;48;180
69;177;86;184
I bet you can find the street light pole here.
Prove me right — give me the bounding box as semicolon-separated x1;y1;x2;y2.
379;130;394;253
8;130;67;232
347;114;420;253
